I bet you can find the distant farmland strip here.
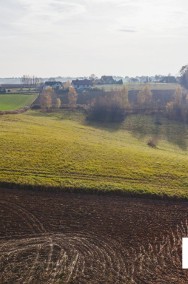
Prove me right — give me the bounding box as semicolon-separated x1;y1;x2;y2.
0;94;38;111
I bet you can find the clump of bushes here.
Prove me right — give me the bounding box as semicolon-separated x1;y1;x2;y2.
87;88;129;123
147;137;158;148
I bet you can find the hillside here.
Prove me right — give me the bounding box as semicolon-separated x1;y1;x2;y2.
0;110;188;198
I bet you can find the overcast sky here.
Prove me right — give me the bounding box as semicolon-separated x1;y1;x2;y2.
0;0;188;77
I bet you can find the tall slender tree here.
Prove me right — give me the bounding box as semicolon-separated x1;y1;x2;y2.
180;65;188;89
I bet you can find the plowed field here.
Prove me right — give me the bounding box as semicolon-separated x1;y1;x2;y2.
0;188;188;283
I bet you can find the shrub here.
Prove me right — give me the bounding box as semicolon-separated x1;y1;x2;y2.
87;92;127;123
147;137;158;148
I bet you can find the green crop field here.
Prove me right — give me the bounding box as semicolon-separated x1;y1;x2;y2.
0;94;38;111
0;110;188;198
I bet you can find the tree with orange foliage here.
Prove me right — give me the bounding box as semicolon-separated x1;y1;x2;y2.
68;86;77;107
40;86;53;111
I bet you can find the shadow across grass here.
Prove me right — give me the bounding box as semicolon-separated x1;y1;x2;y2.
28;109;188;150
85;113;188;150
122;114;188;150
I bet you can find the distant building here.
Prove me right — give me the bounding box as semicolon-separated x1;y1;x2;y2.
0;86;6;93
96;76;123;85
129;77;139;83
72;79;93;89
0;84;31;88
159;76;177;83
44;81;63;90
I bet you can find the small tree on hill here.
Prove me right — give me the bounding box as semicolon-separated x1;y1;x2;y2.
147;137;158;148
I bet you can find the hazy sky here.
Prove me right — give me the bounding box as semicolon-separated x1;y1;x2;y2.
1;0;188;77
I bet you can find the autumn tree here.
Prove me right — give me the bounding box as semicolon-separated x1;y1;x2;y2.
137;85;152;109
40;86;53;110
118;86;130;108
68;86;78;107
55;98;61;109
165;86;188;122
63;80;71;90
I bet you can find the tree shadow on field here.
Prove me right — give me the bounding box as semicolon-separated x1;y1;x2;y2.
28;109;85;122
29;110;188;150
162;120;188;151
122;114;188;151
85;118;123;133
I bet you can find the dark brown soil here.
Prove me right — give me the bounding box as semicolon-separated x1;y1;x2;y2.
0;188;188;283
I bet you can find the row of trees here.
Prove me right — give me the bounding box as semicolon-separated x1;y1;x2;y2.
40;86;78;111
165;65;188;122
40;83;188;123
87;84;188;123
21;75;42;85
39;64;188;122
87;85;157;122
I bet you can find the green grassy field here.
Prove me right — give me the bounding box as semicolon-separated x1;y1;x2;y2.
0;94;38;111
0;110;188;198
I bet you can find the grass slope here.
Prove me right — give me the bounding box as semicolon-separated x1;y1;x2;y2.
0;94;38;111
0;110;188;198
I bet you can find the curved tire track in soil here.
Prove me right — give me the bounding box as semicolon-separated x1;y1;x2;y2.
0;233;127;283
0;188;188;283
128;221;188;283
1;224;188;283
0;200;46;236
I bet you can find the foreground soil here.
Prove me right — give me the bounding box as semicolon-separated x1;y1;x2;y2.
0;188;188;283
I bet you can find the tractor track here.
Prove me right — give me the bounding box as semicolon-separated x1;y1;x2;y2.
0;188;188;283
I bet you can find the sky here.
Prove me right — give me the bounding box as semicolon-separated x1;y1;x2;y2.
0;0;188;77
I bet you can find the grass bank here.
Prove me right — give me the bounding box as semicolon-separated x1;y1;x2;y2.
0;110;187;199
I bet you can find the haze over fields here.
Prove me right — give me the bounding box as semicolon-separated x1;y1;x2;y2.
1;0;188;77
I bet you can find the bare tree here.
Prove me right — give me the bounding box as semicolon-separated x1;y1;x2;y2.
179;65;188;89
21;75;42;85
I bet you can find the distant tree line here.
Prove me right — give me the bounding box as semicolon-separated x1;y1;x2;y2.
165;65;188;122
87;65;188;123
21;75;42;85
38;65;188;124
87;86;188;123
